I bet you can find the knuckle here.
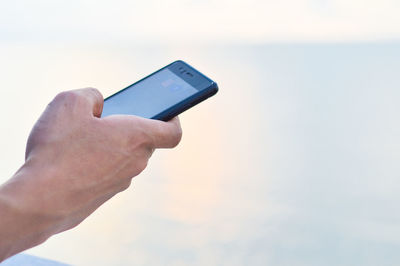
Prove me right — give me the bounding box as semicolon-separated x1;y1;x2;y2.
136;159;148;174
170;127;183;148
123;134;153;165
54;90;79;103
54;90;85;111
85;87;103;101
120;179;132;192
125;130;150;154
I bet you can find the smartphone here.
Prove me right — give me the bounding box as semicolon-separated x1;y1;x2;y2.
101;60;218;121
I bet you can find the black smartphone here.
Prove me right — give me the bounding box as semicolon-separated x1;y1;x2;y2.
101;60;218;121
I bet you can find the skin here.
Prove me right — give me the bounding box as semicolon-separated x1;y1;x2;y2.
0;88;182;262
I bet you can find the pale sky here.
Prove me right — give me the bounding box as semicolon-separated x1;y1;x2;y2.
0;0;400;44
1;1;400;265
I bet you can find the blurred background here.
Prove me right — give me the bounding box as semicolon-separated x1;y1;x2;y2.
1;1;400;265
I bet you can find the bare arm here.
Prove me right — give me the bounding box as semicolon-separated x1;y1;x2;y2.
0;88;182;261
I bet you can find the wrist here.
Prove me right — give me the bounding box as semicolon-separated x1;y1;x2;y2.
0;160;60;261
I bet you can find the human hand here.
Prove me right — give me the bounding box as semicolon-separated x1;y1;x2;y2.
0;88;182;260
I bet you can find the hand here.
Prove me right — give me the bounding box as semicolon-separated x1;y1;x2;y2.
0;88;182;260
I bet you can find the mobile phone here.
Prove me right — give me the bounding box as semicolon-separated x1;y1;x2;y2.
101;60;218;121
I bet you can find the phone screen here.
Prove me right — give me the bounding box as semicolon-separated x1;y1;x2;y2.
101;68;198;118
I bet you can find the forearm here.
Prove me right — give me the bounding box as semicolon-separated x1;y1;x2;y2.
0;163;57;262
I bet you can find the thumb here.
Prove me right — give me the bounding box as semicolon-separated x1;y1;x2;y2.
73;87;104;118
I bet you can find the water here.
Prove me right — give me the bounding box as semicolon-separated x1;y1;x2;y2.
1;43;399;265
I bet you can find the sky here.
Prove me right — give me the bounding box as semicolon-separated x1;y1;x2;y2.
1;1;400;265
0;42;395;266
0;0;400;44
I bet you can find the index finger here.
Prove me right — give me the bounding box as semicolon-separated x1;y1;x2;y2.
140;116;183;149
102;115;183;149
